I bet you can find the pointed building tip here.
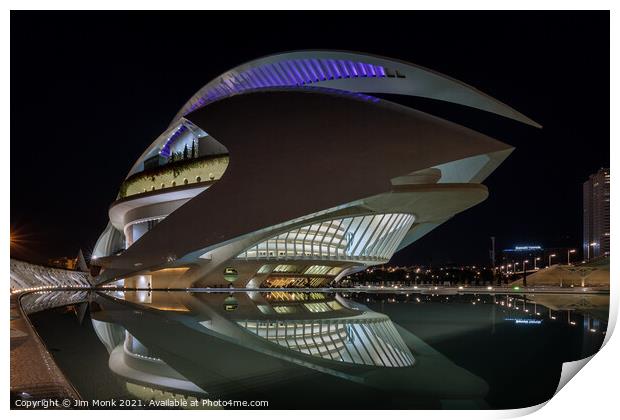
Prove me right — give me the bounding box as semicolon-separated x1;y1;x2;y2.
524;117;543;129
480;99;542;129
513;112;542;129
76;249;89;272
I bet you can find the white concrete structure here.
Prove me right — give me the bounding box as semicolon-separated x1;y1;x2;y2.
10;259;91;292
92;50;539;288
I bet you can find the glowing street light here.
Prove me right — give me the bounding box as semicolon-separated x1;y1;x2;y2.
587;242;598;260
534;257;541;269
548;254;556;267
568;249;576;265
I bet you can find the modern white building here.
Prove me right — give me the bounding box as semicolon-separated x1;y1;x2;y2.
91;50;539;288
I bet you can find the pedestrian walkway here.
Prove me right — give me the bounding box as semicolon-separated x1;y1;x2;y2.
10;293;80;404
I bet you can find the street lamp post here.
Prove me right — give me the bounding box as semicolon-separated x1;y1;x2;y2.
534;257;541;269
548;253;556;267
568;249;576;265
587;242;598;261
522;259;529;287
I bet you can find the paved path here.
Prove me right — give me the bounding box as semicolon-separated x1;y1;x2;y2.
10;293;80;404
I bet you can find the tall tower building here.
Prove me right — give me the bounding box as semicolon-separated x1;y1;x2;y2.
583;168;610;259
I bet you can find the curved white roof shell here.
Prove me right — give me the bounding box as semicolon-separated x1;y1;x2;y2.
172;50;540;128
125;50;539;182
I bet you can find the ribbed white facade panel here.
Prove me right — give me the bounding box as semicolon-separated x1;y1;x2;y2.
10;259;91;291
237;213;414;262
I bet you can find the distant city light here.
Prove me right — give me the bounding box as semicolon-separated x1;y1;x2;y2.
504;245;543;252
507;319;543;325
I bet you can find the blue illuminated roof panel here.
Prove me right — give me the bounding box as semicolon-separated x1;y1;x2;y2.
182;58;387;117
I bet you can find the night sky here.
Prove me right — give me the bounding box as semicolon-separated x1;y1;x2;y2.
10;11;609;265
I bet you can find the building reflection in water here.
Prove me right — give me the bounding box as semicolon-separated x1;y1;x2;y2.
21;289;609;409
88;291;491;407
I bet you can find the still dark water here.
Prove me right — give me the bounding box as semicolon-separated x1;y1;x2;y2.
29;291;608;410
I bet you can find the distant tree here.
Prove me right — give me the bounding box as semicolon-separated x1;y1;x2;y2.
191;141;196;158
183;144;188;160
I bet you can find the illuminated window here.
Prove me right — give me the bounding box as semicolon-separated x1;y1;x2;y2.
327;267;342;276
266;291;308;301
304;265;331;275
308;277;328;287
273;305;297;314
304;302;332;313
326;300;343;310
273;264;299;273
257;265;272;274
257;305;271;314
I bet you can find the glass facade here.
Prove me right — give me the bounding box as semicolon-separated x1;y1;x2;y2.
237;213;414;262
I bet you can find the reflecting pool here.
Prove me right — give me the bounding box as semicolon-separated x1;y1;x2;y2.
28;290;608;409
